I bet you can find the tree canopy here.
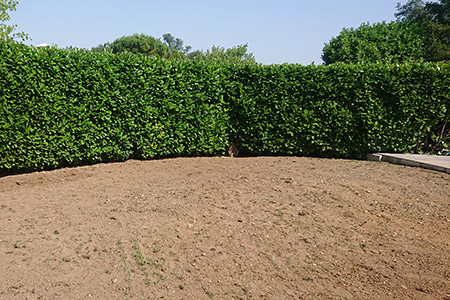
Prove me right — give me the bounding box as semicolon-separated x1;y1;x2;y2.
92;33;256;64
396;0;450;61
92;34;185;60
189;44;256;64
395;0;431;22
0;0;28;41
162;33;191;54
321;21;425;65
322;0;450;64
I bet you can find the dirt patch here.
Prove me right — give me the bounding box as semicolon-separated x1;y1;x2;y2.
0;157;449;300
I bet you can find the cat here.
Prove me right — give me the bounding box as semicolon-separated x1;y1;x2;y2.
227;143;239;157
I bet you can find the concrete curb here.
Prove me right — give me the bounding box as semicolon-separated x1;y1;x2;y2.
367;153;450;174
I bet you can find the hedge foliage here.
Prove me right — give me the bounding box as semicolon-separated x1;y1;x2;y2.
0;42;229;171
1;41;449;172
226;62;449;158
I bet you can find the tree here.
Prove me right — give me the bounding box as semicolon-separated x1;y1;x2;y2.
92;33;256;64
396;0;450;24
322;1;450;64
395;0;431;22
190;44;256;64
321;21;425;65
161;33;256;64
396;0;450;61
91;42;111;53
0;0;28;41
92;34;185;60
425;0;450;25
162;33;191;54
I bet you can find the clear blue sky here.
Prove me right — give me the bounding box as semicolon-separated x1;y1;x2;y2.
10;0;405;65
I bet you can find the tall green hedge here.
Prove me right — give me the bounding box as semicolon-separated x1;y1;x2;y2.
225;62;449;158
1;41;449;172
0;43;229;171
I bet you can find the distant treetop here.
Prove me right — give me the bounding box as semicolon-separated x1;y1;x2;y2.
321;21;425;65
0;0;29;42
395;0;450;61
92;34;185;60
92;33;256;64
322;0;450;64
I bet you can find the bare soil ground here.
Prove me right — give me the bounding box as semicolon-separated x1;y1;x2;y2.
0;157;449;300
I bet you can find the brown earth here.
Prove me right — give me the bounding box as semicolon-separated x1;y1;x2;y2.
0;157;449;300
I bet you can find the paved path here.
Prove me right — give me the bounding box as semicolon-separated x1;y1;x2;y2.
367;153;450;174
